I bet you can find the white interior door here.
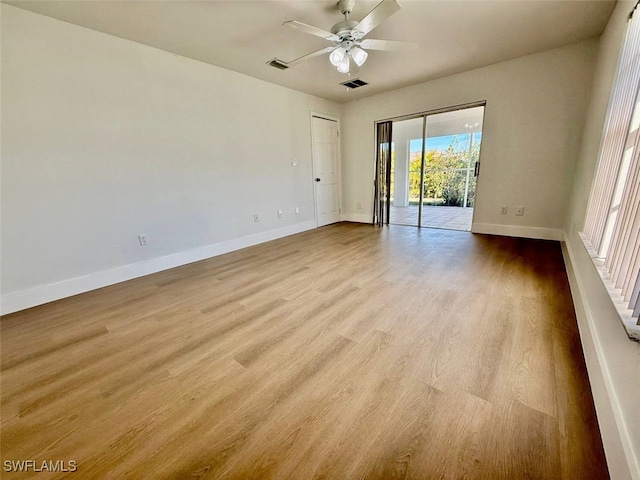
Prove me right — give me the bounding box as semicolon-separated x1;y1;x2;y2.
311;116;341;227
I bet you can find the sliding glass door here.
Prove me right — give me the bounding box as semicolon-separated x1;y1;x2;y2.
385;104;485;231
388;117;423;226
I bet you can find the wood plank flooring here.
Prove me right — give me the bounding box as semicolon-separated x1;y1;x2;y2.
1;223;609;479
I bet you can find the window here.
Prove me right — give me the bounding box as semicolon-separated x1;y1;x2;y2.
582;2;640;341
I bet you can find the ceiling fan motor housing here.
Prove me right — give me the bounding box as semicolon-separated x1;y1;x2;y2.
331;20;359;38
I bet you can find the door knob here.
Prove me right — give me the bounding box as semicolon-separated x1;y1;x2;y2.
315;178;321;182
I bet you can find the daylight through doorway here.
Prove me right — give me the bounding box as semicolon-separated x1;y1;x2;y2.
387;104;485;231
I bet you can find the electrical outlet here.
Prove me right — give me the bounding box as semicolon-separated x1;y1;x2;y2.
515;206;525;216
291;158;298;166
500;205;507;215
277;210;284;218
357;202;362;210
295;207;300;215
138;234;149;246
253;214;259;223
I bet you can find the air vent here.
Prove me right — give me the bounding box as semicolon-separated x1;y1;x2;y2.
340;78;368;89
267;58;289;70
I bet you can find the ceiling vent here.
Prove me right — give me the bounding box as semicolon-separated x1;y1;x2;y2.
340;78;368;89
267;58;289;70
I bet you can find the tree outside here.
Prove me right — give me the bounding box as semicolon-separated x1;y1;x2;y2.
406;135;480;207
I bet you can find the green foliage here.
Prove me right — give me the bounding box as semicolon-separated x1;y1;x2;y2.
407;136;480;207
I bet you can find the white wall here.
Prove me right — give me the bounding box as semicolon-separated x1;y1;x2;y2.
563;2;640;479
0;5;340;314
340;40;598;240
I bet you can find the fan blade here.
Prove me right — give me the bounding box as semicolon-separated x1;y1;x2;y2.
353;0;401;37
286;47;334;67
360;39;418;52
283;20;340;42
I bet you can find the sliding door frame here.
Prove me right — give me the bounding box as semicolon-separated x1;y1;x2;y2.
418;116;427;227
374;100;487;229
376;100;487;124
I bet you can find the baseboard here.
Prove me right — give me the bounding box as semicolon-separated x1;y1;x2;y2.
0;220;317;316
471;222;563;240
341;213;372;224
562;234;639;480
339;217;563;239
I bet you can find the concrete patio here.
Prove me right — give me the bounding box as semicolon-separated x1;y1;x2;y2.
390;204;474;231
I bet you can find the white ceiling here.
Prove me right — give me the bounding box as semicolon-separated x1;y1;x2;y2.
6;0;616;103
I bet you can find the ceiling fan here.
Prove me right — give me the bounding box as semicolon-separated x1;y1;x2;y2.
272;0;418;74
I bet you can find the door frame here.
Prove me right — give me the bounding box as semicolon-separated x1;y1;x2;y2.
310;111;342;227
374;100;487;230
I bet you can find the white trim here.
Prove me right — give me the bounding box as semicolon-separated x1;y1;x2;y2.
471;222;563;240
341;213;372;224
310;111;340;123
0;220;316;316
562;234;639;480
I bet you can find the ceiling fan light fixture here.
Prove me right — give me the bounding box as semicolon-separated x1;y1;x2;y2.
281;0;415;74
329;47;346;66
351;46;368;67
337;55;350;73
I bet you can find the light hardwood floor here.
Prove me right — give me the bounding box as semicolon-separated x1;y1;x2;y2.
1;223;609;479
